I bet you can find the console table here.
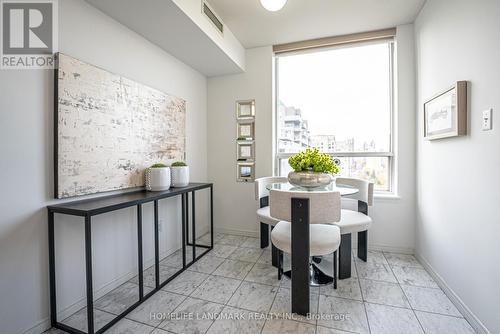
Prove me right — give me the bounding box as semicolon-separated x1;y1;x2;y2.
47;183;213;334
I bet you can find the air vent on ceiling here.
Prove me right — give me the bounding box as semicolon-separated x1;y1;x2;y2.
202;1;224;34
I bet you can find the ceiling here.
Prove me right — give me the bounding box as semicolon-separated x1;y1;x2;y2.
208;0;426;48
86;0;244;77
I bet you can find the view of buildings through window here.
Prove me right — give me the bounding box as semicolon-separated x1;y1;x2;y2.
276;41;394;191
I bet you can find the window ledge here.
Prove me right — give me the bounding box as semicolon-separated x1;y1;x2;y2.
374;193;401;200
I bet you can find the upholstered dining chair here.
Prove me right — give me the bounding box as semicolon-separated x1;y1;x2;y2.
255;177;288;267
334;177;374;279
269;190;342;288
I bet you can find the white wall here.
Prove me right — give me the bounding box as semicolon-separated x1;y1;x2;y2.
0;0;208;333
369;24;416;253
207;26;417;253
208;46;274;235
414;0;500;333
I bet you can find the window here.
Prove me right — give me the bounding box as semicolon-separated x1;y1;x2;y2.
275;40;395;192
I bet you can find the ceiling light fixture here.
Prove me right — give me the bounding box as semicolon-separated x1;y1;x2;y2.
260;0;287;12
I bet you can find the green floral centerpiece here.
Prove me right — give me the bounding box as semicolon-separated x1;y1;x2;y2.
288;149;340;188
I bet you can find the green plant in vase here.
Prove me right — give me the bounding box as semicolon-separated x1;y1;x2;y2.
170;161;189;187
150;163;168;168
146;163;170;191
288;149;340;188
171;161;187;167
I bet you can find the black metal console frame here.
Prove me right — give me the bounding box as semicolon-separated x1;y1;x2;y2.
47;183;214;334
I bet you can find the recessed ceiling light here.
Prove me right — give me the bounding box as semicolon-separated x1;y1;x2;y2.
260;0;288;12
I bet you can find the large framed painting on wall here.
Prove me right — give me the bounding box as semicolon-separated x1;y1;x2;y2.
55;53;186;198
424;81;467;140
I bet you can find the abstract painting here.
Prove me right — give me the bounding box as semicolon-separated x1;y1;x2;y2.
55;53;186;198
424;81;467;140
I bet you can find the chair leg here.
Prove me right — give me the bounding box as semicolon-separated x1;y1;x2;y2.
277;249;283;280
333;250;337;289
271;226;279;268
339;233;352;279
357;230;368;262
260;222;269;248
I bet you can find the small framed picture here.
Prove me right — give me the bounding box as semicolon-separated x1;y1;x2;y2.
424;81;467;140
237;162;255;182
237;121;255;140
237;140;255;161
236;100;255;120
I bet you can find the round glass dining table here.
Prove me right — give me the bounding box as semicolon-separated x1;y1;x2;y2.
266;182;359;196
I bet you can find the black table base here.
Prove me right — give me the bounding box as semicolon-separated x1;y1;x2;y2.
283;263;333;286
282;252;338;287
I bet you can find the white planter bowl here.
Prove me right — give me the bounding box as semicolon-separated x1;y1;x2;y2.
288;171;334;188
171;166;189;187
145;167;171;191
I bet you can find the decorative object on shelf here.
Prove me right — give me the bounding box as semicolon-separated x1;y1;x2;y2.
237;140;255;161
237;162;255;182
237;120;255;140
236;100;255;120
287;148;340;188
54;53;186;198
171;161;189;187
424;81;467;140
235;99;256;182
260;0;287;12
145;163;171;191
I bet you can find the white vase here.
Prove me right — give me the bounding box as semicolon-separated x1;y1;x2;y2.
171;166;189;187
145;167;171;191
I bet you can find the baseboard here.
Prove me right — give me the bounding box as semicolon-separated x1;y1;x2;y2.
23;240;194;334
197;226;210;239
55;268;139;322
215;227;415;255
20;319;51;334
368;244;414;254
415;253;491;334
216;227;259;238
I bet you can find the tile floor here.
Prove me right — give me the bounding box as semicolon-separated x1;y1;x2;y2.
45;233;476;334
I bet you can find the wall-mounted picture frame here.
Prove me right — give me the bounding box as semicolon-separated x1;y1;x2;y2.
237;162;255;182
236;100;255;120
237;121;255;140
424;81;467;140
237;140;255;161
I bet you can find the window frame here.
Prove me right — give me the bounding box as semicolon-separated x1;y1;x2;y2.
273;40;396;194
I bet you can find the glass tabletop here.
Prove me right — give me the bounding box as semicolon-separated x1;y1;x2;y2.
266;182;359;196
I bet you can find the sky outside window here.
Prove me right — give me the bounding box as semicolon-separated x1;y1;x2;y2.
277;42;392;153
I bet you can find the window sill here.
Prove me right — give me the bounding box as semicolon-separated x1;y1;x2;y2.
374;193;401;200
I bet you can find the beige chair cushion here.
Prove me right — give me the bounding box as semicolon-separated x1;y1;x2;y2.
270;190;341;224
336;177;374;206
256;206;280;226
334;209;372;234
271;221;341;256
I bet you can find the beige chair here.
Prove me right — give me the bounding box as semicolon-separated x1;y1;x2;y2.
270;189;341;288
334;177;374;279
255;176;288;250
